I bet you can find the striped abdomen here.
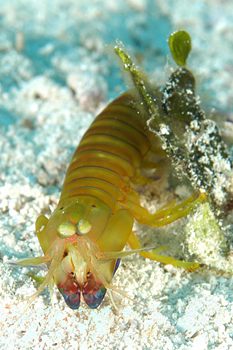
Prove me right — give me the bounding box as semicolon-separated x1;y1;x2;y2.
59;93;151;210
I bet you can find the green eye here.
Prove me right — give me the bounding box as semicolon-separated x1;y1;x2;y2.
77;219;92;235
58;222;76;238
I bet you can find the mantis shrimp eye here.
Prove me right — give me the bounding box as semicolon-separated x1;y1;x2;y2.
58;222;76;238
77;219;92;235
58;219;92;238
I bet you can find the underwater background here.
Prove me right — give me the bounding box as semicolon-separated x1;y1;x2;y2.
0;1;233;349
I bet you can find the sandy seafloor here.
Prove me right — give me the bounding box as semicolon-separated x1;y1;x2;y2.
0;1;233;349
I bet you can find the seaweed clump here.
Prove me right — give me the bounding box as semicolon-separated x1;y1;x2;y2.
115;31;233;272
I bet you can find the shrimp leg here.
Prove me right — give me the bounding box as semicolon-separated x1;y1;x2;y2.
127;231;199;271
122;191;207;227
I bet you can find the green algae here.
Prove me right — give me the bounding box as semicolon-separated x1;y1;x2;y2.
168;30;192;67
115;30;232;209
115;30;233;271
185;202;233;274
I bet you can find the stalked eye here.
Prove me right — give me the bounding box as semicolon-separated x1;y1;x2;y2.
58;222;76;238
77;219;92;235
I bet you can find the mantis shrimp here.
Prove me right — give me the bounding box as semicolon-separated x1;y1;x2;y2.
14;31;206;309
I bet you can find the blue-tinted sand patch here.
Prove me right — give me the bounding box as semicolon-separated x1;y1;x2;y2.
0;107;17;129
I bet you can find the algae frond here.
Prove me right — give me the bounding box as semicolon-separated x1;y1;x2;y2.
115;30;233;273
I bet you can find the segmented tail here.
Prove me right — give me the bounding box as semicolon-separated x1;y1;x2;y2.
59;93;151;210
